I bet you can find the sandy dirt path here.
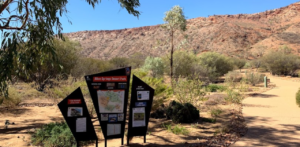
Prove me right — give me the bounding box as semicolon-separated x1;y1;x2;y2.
233;76;300;147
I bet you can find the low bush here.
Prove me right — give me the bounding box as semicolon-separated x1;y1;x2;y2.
262;51;300;75
31;122;77;147
198;52;234;79
166;101;200;123
225;71;242;88
210;108;223;118
238;78;250;92
0;86;22;107
245;72;264;86
296;89;300;107
161;122;189;135
71;58;114;78
205;84;227;92
225;89;243;104
173;78;206;108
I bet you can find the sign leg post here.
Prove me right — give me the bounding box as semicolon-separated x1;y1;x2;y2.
96;139;98;147
127;135;130;145
144;135;146;143
77;141;80;147
105;139;107;147
121;137;124;145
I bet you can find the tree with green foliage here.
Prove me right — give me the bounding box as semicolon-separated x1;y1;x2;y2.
0;0;140;100
109;57;130;68
262;50;300;75
129;52;146;69
232;58;246;72
172;51;197;77
161;5;187;83
71;58;114;78
142;56;164;78
198;52;234;82
27;38;82;91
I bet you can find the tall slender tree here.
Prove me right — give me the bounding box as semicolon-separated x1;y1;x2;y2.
161;5;187;83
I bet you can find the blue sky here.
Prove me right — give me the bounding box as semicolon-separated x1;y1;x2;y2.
60;0;300;33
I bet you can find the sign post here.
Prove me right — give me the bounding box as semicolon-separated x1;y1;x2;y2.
57;87;98;147
85;67;131;147
127;75;155;145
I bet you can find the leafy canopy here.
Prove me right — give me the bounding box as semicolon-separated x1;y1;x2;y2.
0;0;140;98
161;5;187;32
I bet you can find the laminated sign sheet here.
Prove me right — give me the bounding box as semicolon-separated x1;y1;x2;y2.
97;90;125;113
76;117;87;132
132;107;146;127
107;124;121;136
137;91;150;100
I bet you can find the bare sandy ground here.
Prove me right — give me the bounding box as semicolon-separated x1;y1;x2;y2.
233;76;300;147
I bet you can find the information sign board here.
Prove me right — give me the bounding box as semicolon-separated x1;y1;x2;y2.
127;75;155;145
85;67;131;147
57;87;97;145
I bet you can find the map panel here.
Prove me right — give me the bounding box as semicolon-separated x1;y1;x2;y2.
97;90;124;113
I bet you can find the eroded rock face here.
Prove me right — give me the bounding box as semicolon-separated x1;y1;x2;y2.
64;2;300;60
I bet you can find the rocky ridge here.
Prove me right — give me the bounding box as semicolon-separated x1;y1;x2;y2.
64;2;300;59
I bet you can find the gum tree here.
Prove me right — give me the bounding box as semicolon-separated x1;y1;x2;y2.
161;5;186;83
0;0;140;101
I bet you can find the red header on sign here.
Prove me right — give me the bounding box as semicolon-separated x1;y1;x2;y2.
93;76;127;82
68;99;82;104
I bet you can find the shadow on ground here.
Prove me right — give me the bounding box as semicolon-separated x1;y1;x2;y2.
0;107;31;115
247;93;278;98
234;116;300;147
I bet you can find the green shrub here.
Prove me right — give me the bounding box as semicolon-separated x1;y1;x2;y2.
198;52;234;79
173;78;206;108
47;77;89;99
244;61;252;69
262;51;300;75
128;52;146;69
166;101;200;123
109;57;131;68
232;58;246;72
225;89;243;104
206;84;227;92
238;78;250;92
161;123;189;135
172;51;198;77
225;71;242;88
20;38;82;91
250;59;262;71
31;122;77;147
71;58;114;78
141;56;165;78
245;72;264;86
0;86;22;108
296;89;300;107
210;108;223;118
